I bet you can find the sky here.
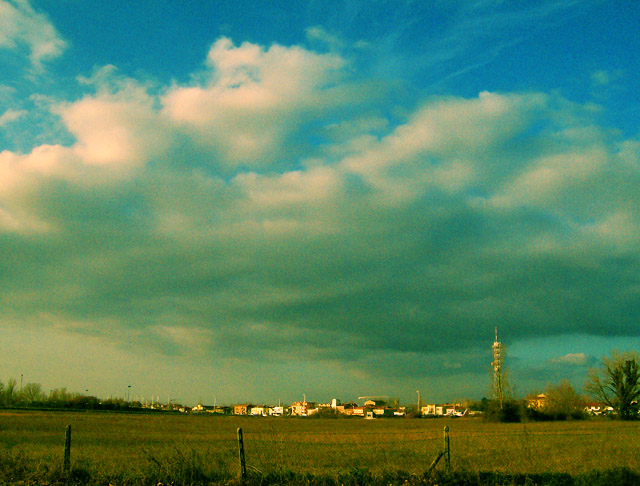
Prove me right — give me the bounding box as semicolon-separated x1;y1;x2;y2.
1;0;639;407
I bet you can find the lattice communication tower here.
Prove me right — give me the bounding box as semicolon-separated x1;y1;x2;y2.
492;327;505;408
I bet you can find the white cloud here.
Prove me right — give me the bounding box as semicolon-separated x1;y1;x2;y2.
551;353;593;366
341;91;547;205
236;166;339;208
489;148;608;211
0;144;83;233
305;26;346;51
0;144;79;192
60;86;171;168
0;0;66;69
582;211;639;254
0;108;26;126
162;37;361;171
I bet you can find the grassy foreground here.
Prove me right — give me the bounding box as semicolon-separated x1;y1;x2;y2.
1;410;639;485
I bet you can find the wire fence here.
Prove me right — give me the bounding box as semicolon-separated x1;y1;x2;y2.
234;419;640;476
2;411;640;481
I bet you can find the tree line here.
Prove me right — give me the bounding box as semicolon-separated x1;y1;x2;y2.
0;379;137;410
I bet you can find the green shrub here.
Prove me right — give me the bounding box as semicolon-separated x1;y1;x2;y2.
484;400;523;423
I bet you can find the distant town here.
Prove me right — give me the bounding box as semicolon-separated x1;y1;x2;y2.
169;398;470;418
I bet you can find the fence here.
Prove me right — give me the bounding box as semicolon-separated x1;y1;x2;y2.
45;422;453;481
237;424;452;482
1;411;640;482
224;419;640;477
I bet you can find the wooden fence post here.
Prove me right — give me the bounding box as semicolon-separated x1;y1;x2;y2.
63;425;71;473
237;427;247;483
443;425;450;473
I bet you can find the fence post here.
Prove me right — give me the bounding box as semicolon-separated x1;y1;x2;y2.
443;425;450;473
237;427;247;483
426;451;444;475
63;425;71;473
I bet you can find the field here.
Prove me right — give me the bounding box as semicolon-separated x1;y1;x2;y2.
1;410;639;485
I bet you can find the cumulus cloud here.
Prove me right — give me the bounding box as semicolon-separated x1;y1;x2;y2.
342;91;549;204
61;90;170;168
0;0;66;69
551;353;595;367
1;36;639;401
162;37;371;171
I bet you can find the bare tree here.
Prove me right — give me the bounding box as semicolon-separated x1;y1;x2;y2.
2;378;19;406
586;351;640;420
545;380;585;419
48;387;77;405
21;382;45;404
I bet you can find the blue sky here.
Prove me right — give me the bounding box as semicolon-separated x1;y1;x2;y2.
1;0;639;406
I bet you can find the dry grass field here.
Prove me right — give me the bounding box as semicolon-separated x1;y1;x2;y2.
1;409;639;484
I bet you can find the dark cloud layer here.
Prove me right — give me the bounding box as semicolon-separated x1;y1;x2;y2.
1;27;639;403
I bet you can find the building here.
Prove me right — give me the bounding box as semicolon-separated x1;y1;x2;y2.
250;406;270;416
422;404;437;415
234;404;252;415
351;407;365;416
290;401;310;416
393;407;406;417
270;406;284;416
422;404;465;416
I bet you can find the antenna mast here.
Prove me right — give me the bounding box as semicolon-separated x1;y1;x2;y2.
492;327;505;409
